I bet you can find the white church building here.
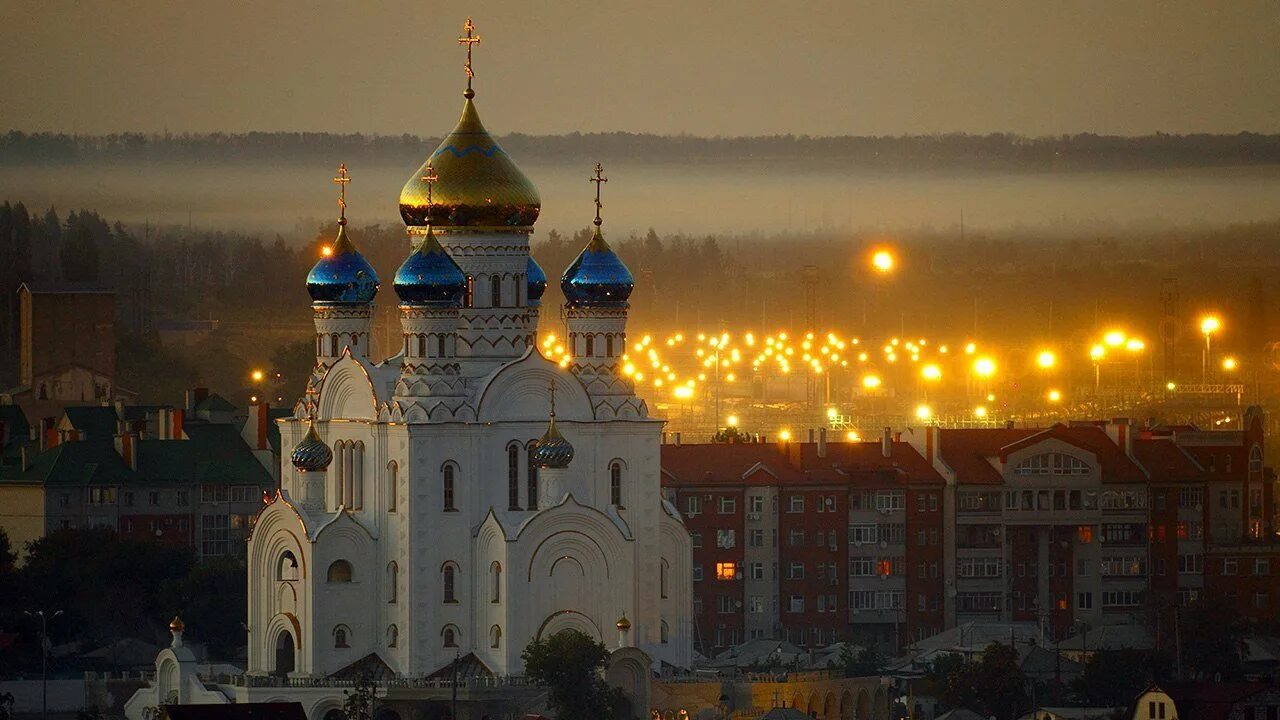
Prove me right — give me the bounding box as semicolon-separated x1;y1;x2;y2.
126;22;691;720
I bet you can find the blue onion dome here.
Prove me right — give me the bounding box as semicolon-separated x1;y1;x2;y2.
532;416;574;469
306;221;380;305
560;225;634;307
527;256;548;304
291;422;332;472
399;98;541;229
394;228;467;307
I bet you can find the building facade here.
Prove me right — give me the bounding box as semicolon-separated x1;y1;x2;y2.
662;411;1278;656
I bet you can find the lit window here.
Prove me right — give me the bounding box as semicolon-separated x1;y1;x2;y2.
715;562;738;580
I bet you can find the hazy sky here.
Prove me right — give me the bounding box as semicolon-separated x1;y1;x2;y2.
4;1;1278;137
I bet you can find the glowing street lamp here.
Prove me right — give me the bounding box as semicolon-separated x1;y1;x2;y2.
871;250;895;273
726;415;739;428
915;405;932;421
973;406;988;418
1036;350;1056;370
1222;356;1238;372
250;369;265;383
862;374;882;390
1200;314;1221;382
1104;330;1126;348
779;429;793;442
973;357;996;378
1047;389;1062;403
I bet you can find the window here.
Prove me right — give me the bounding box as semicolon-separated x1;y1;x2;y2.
958;492;1001;512
1077;525;1094;544
585;335;595;356
490;561;502;603
875;491;905;512
527;444;539;508
789;595;805;613
1257;558;1271;576
749;529;765;547
334;626;350;648
849;557;875;576
387;462;397;512
1101;523;1146;545
176;490;189;506
660;620;670;643
200;484;227;503
1224;558;1239;575
878;523;906;544
201;514;229;556
956;592;1002;612
277;551;300;581
610;462;623;506
442;625;459;647
1250;445;1263;473
1102;590;1144;607
1014;452;1090;475
1100;555;1146;577
749;562;765;580
749;495;765;513
685;495;702;517
1177;554;1203;574
716;529;736;548
442;564;458;603
789;562;805;580
442;464;456;510
849;524;877;545
489;625;501;648
490;274;502;308
508;443;521;510
328;560;354;583
715;562;738;580
957;557;1002;578
1177;487;1203;508
1078;592;1093;609
89;487;118;505
231;485;258;503
692;565;704;582
718;496;736;514
387;625;398;648
788;495;804;513
387;562;398;603
789;529;805;547
717;595;734;613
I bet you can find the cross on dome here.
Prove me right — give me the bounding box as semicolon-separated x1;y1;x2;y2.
458;17;481;98
420;162;439;210
333;163;351;224
590;162;608;227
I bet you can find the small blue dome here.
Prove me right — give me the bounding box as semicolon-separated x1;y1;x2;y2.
394;229;466;307
307;223;379;305
560;226;634;307
291;422;332;472
527;256;548;303
532;419;574;469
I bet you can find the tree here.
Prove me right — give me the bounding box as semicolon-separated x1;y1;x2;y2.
1181;595;1249;680
0;692;14;720
1071;648;1161;707
522;630;626;720
838;645;884;677
60;219;100;283
935;644;1027;720
341;674;377;720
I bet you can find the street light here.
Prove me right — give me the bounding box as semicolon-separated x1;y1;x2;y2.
25;609;62;720
871;250;895;273
1200;315;1221;382
1222;356;1238;372
1036;350;1056;370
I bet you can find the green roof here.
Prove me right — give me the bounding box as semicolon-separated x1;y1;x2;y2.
194;394;237;413
0;405;30;449
62;406;120;442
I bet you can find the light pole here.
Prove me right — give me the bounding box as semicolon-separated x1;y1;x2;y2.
25;609;62;720
1200;315;1221;383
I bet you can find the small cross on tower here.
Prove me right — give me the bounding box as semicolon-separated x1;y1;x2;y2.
420;162;439;210
458;17;481;98
333;163;351;224
589;163;608;227
547;378;558;418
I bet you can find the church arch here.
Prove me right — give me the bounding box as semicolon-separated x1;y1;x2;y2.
535;609;603;641
441;624;460;647
660;557;669;598
442;462;457;511
386;561;398;603
660;620;670;644
526;439;540;508
273;628;295;676
386;624;398;648
491;273;503;308
489;624;502;648
823;691;837;720
327;559;353;583
386;461;398;512
839;690;853;720
276;551;299;581
507;442;521;510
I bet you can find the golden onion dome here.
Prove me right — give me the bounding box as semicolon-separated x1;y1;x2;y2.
616;615;631;631
169;616;185;633
400;98;541;229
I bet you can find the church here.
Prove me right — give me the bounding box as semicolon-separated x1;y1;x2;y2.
126;18;691;720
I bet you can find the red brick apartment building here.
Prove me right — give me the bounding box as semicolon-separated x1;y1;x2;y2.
661;409;1277;657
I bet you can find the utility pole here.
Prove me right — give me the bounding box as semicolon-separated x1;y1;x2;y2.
25;609;62;720
450;651;460;720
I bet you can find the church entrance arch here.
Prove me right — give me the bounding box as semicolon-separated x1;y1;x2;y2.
274;629;295;676
535;609;602;641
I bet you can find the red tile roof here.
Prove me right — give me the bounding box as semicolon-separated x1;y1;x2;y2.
938;427;1039;485
1133;438;1205;482
1000;424;1147;483
660;441;942;487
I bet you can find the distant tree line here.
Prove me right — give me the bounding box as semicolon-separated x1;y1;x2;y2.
4;129;1280;170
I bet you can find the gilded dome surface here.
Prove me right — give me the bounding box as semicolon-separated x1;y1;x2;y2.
306;223;380;305
532;419;574;469
560;226;634;307
400;99;541;229
291;422;333;472
394;228;467;307
526;256;548;303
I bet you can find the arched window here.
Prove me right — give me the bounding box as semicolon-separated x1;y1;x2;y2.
490;561;502;603
1013;452;1090;476
491;274;502;308
660;558;669;599
387;625;398;648
437;335;446;357
1250;445;1263;473
387;461;398;512
330;334;339;356
1225;454;1233;474
442;563;458;603
333;625;350;648
416;335;426;357
610;461;623;506
277;551;299;582
527;441;540;509
387;562;398;604
465;275;474;308
352;441;365;510
443;464;456;511
332;441;345;510
490;625;502;648
508;443;521;510
606;336;614;357
402;335;408;356
327;560;353;583
442;626;458;648
660;620;670;644
585;335;595;356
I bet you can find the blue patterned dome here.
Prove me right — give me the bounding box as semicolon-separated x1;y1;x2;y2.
532;418;574;469
527;256;547;304
560;226;634;307
291;422;332;472
394;228;467;307
307;222;380;305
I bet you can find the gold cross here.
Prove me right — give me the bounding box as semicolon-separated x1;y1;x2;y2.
589;162;608;226
420;162;439;209
548;378;557;418
458;17;481;98
333;163;351;222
